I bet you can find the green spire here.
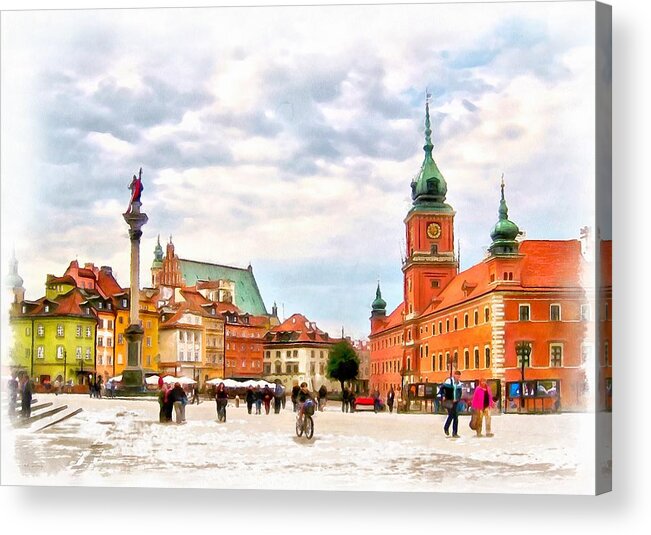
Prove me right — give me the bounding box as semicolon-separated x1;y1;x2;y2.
371;280;387;315
489;176;521;255
411;95;449;208
152;234;164;268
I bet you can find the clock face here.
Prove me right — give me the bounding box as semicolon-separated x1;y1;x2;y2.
427;222;441;239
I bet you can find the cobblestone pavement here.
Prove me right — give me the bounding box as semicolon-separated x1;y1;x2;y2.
1;394;608;494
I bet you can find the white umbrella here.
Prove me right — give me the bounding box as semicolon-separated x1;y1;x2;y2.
145;375;160;385
176;376;197;385
162;375;178;384
224;379;242;388
206;378;224;385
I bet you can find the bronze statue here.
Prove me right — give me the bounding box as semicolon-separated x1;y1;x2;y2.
127;167;144;212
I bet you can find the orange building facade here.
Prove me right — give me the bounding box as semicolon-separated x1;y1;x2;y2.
369;102;611;412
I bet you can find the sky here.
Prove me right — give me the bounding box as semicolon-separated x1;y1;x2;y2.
1;1;598;340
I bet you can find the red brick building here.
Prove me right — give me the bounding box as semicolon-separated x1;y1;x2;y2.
369;102;611;412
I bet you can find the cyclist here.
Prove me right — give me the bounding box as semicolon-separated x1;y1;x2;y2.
296;382;315;422
215;382;228;421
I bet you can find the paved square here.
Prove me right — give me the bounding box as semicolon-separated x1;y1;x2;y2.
2;394;607;493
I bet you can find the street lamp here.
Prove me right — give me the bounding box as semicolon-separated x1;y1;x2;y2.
515;341;532;413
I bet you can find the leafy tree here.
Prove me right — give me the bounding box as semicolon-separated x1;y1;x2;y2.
326;341;360;392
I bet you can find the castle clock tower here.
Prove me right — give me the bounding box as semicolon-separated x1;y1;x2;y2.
403;99;458;319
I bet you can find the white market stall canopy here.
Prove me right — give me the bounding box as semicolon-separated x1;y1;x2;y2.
206;378;277;388
108;375;122;383
145;375;160;385
162;375;196;385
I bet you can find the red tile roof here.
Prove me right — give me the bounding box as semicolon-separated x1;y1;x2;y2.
268;313;336;344
97;269;124;297
419;239;586;316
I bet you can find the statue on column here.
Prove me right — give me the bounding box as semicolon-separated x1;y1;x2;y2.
127;167;144;213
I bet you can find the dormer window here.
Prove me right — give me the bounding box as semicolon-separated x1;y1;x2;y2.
122;298;128;308
107;303;112;310
44;305;50;313
22;305;27;314
98;302;103;309
211;308;215;315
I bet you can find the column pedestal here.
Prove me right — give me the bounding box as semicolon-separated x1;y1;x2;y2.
122;323;145;390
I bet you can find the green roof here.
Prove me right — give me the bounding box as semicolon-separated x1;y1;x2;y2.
179;259;268;316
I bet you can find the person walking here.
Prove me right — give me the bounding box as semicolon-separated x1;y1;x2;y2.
53;377;61;397
372;388;381;413
255;386;263;415
8;375;19;419
318;384;327;411
89;375;96;398
170;382;188;424
20;373;33;419
471;378;495;437
192;384;201;405
387;386;395;413
97;375;104;399
245;385;255;414
273;382;284;414
263;385;272;415
342;386;350;413
215;382;228;421
442;370;463;438
158;383;170;423
349;388;356;413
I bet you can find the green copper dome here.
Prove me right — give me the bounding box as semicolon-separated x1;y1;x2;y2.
371;282;387;312
489;179;521;255
411;100;448;207
152;234;163;268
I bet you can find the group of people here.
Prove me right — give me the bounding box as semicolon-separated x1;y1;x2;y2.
88;375;104;398
440;371;495;438
340;386;356;413
245;383;285;415
7;372;33;419
158;382;189;424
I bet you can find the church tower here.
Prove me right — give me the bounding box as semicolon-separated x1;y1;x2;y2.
403;99;458;319
151;234;164;287
5;248;25;304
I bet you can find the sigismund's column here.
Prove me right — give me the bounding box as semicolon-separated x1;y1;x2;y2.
122;168;148;390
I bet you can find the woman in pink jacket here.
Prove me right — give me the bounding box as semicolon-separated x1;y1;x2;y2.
471;378;495;437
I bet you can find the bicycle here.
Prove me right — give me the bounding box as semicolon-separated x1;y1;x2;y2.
216;398;227;423
296;400;315;439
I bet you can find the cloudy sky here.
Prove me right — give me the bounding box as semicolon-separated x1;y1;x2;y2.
1;1;598;339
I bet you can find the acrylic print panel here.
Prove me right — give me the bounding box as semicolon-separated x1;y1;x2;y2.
0;1;611;494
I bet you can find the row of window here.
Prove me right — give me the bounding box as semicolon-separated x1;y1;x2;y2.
372;359;402;376
34;345;92;360
224;359;262;369
263;362;326;375
263;349;327;359
373;303;596;352
518;304;591;322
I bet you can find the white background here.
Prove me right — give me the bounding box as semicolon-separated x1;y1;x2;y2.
0;0;647;532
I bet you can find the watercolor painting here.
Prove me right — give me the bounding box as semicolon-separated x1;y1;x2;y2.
1;2;611;494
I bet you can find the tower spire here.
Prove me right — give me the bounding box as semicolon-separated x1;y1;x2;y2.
371;279;387;316
489;174;521;256
424;90;433;156
411;93;448;207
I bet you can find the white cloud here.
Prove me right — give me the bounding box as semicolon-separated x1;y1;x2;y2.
1;2;597;338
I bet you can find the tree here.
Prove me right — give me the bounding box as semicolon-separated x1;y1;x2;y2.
326;341;359;392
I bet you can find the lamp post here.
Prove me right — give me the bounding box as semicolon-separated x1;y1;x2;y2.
63;348;67;386
515;341;531;413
